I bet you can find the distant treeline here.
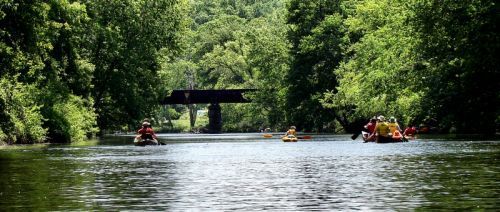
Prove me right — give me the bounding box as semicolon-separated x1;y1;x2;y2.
1;0;498;143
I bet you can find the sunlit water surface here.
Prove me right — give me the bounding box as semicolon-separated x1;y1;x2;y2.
1;134;499;211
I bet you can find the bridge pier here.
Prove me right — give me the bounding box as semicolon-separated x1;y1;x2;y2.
208;103;222;133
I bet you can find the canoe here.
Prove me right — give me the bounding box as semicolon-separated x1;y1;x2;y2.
361;131;375;142
377;137;401;143
282;135;298;142
134;137;159;146
376;135;408;143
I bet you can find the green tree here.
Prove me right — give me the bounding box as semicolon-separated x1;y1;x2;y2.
159;0;290;132
411;0;499;134
286;0;347;132
322;0;422;130
1;0;96;143
0;78;46;143
81;0;189;131
323;0;498;135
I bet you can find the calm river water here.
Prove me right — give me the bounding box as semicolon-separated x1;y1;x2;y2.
1;134;499;211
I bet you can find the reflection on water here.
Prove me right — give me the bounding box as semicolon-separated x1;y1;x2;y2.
1;134;499;211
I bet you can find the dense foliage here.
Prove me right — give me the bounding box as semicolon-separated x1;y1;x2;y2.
82;0;188;131
159;0;290;132
1;0;187;143
411;0;499;134
322;0;422;131
0;1;96;143
285;0;347;132
1;0;498;143
323;0;498;134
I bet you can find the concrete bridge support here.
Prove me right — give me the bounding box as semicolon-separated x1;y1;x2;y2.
208;103;222;133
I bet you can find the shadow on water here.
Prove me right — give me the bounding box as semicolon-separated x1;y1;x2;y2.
1;133;499;210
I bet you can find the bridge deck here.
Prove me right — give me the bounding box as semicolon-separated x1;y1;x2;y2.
161;89;256;104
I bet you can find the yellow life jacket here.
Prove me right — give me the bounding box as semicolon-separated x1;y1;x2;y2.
387;123;400;134
287;129;296;136
376;122;390;137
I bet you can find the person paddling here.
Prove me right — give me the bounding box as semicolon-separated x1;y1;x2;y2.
375;116;391;143
362;117;377;142
284;126;297;137
137;121;158;140
387;116;402;135
403;123;418;138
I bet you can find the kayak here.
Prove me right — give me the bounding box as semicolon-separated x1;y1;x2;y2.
282;135;298;142
134;137;159;146
263;134;273;138
405;135;416;140
393;131;410;142
392;130;402;140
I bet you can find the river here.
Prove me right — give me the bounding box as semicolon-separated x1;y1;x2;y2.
1;134;499;211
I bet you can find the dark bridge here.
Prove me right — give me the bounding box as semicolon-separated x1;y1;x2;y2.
161;89;257;133
161;89;256;104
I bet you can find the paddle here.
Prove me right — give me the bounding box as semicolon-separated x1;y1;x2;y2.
152;134;166;145
351;121;368;140
148;132;165;145
401;132;408;142
297;135;312;139
351;133;360;140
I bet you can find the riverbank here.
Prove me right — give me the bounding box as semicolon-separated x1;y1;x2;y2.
0;143;50;149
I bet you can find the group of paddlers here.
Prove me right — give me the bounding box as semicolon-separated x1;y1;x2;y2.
362;116;417;143
134;117;419;144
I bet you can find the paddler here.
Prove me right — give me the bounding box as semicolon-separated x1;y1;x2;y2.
403;123;418;137
284;126;297;137
137;121;158;140
363;117;377;142
375;116;391;143
387;116;402;135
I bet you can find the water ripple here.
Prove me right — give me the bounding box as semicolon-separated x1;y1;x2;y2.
1;135;499;211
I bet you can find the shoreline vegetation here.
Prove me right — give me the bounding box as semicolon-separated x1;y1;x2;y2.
1;0;498;145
